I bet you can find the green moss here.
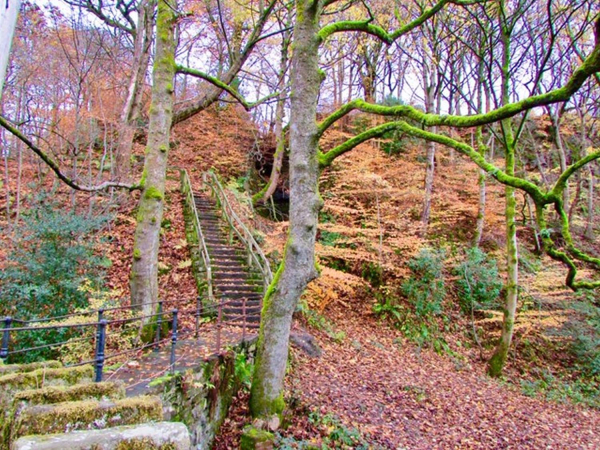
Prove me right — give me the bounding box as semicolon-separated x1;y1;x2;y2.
11;395;163;442
159;144;169;153
133;248;142;260
116;440;177;450
14;382;124;406
139;169;148;188
0;365;93;392
144;186;164;201
240;425;274;450
0;360;62;376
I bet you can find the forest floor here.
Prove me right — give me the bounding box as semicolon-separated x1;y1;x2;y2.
2;106;599;448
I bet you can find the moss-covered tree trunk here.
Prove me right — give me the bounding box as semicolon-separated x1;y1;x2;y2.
130;0;176;316
489;2;518;376
250;0;322;419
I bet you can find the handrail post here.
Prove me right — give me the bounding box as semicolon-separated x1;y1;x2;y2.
1;317;12;362
195;295;201;337
216;301;222;354
154;301;163;352
94;319;107;382
242;298;247;342
170;309;178;374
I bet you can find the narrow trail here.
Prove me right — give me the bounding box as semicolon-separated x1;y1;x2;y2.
289;306;600;449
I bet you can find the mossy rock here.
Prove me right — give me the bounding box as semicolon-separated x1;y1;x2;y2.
240;425;274;450
0;360;62;376
12;381;125;406
0;365;94;430
10;395;163;444
3;382;126;447
12;421;191;449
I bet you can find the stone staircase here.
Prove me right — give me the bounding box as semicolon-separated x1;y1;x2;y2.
193;192;263;328
0;361;191;449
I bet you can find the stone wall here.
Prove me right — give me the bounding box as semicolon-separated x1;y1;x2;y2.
156;339;256;450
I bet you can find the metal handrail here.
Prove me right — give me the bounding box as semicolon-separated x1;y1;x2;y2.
202;171;273;288
180;169;215;305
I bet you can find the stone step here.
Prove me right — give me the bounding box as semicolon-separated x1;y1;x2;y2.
13;421;191;450
218;290;262;299
0;361;62;376
9;395;163;445
0;365;95;423
223;305;262;316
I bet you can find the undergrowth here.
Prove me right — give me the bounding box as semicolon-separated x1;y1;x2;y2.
276;411;373;449
297;300;346;343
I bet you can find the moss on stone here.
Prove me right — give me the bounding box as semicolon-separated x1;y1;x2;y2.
115;439;177;450
133;248;142;260
0;360;62;376
13;381;125;406
10;395;163;443
240;425;274;450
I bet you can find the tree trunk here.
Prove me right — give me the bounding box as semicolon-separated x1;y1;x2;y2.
420;65;436;234
489;3;518;377
586;165;595;240
115;0;155;182
130;0;176;315
0;0;21;101
250;0;322;419
261;24;291;204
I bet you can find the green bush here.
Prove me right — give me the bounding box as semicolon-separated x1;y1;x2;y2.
402;247;446;318
454;247;503;315
571;300;600;377
0;201;109;362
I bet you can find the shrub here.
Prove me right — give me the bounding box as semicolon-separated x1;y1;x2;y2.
402;247;446;318
0;201;108;320
454;247;503;315
0;201;109;362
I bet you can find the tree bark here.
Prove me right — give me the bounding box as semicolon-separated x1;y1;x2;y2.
0;0;21;101
250;0;322;419
489;2;518;377
115;0;156;182
130;0;176;315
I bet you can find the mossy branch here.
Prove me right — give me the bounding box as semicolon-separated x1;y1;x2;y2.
175;65;282;111
319;120;546;202
317;36;600;135
0;115;138;192
318;0;452;43
550;147;600;199
536;204;600;294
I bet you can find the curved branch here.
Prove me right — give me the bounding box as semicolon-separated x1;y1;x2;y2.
319;120;546;203
0;116;138;192
175;65;283;110
318;0;453;43
318;36;600;134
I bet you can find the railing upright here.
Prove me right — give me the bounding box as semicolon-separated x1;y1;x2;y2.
242;298;247;342
0;317;12;361
216;301;222;354
154;301;163;352
94;319;107;382
170;309;178;374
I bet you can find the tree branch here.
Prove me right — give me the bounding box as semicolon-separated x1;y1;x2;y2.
175;65;283;110
0;116;138;192
317;35;600;135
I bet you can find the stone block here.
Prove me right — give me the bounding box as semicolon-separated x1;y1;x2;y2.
12;421;191;449
10;395;163;443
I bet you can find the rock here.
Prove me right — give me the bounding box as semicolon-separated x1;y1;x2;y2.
240;425;274;450
12;421;192;449
10;395;163;444
267;415;280;432
290;332;322;357
0;361;62;376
